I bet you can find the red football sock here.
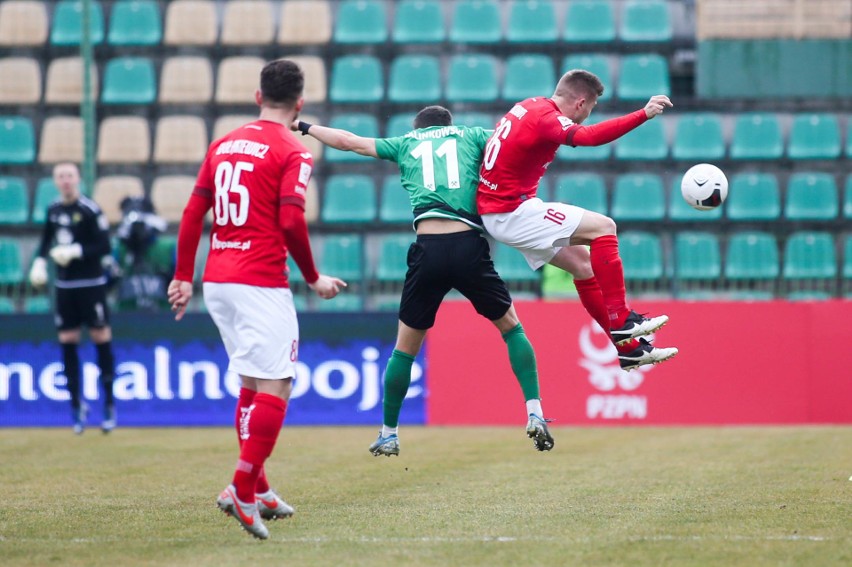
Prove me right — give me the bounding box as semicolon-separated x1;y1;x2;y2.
574;276;638;353
589;235;630;330
235;387;271;494
232;393;287;503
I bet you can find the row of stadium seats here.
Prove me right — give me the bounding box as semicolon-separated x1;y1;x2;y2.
0;0;675;48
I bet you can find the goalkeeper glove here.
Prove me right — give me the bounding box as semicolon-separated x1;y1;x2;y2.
49;243;83;267
29;257;48;287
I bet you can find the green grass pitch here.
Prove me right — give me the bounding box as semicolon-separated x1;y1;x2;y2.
0;426;849;566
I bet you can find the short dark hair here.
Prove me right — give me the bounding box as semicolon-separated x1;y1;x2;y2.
554;70;605;100
259;59;304;107
413;106;453;129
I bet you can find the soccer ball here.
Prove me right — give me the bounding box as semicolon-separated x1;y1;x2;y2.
680;163;728;211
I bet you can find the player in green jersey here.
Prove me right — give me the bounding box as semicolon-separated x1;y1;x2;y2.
294;106;553;455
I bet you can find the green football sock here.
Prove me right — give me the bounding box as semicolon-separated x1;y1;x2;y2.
383;349;415;428
502;324;540;401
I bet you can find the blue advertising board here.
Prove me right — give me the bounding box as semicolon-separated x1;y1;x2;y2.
0;313;425;427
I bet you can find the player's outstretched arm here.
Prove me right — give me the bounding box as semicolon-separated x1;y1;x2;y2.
643;95;673;119
569;95;673;147
309;274;347;300
168;279;193;321
291;120;378;158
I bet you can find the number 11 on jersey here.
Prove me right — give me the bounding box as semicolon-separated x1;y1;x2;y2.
410;139;460;191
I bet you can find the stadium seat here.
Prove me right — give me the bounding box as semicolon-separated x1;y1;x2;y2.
556;115;611;161
153;116;208;164
212;114;254;140
314;293;363;312
0;238;24;285
619;231;664;281
502;54;555;102
221;0;274;45
23;295;51;313
730;113;783;160
393;0;445;43
333;0;388;44
541;264;577;299
386;113;415;138
50;0;104;46
614;118;667;160
0;297;15;313
0;177;29;225
320;234;363;281
38;116;83;164
288;56;327;103
786;290;832;302
672;113;725;161
108;0;161;46
844;235;852;279
285;255;305;285
323;114;379;163
618;54;670;100
783;232;837;280
97;116;150;164
215;57;265;104
492;245;538;283
453;112;496;130
561;54;612;101
163;0;217;46
450;0;502;44
668;177;723;221
31;178;60;223
725;232;779;280
278;1;332;45
847;121;852;158
726;173;781;221
101;57;156;105
380;176;412;223
674;232;721;281
784;173;839;220
388;55;441;103
45;57;98;105
447;55;499;103
375;233;412;282
563;0;615;43
845;175;852;218
553;173;607;215
151;176;194;224
507;0;558;43
620;0;672;42
0;117;35;164
0;57;41;104
787;113;841;160
0;1;48;46
329;55;384;103
611;174;665;221
321;175;377;223
92;175;145;224
159;56;213;104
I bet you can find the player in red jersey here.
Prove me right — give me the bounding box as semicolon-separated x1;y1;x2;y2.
168;59;345;540
477;69;677;370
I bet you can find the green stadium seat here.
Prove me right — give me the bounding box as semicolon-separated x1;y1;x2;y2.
324;114;379;163
393;0;444;43
385;113;415;138
674;231;721;281
0;116;35;164
786;290;832;302
561;54;612;101
0;297;15;314
50;0;104;46
620;0;672;42
730;113;783;160
388;55;440;103
785;173;838;220
541;264;576;298
614;118;667;160
502;54;555;102
556;115;611;161
329;55;383;103
668;177;723;221
847;121;852;158
23;296;51;314
446;55;498;102
31;178;60;223
492;245;538;283
314;293;364;312
0;177;28;224
783;232;837;280
564;0;615;43
619;231;664;281
672;113;725;160
787;113;841;159
845;175;852;218
611;174;665;221
0;238;23;285
286;256;304;285
333;0;387;44
725;232;779;280
321;175;377;223
507;0;558;43
453;112;495;130
726;173;781;221
553;173;607;215
101;57;156;105
375;233;413;282
844;235;852;278
320;234;363;281
108;0;161;46
618;54;670;100
380;176;412;223
450;0;501;44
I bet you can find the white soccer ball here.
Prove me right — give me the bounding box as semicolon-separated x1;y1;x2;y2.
680;163;728;211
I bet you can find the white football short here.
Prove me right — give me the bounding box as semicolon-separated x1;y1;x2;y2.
203;282;299;380
483;198;585;270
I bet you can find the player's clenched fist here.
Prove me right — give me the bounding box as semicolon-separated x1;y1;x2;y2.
643;95;673;119
309;274;347;299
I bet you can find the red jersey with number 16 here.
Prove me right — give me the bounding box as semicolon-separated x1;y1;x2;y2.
189;120;313;287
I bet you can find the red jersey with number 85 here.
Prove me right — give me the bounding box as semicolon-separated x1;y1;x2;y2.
193;119;312;286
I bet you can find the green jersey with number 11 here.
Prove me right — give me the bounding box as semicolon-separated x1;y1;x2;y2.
375;125;491;230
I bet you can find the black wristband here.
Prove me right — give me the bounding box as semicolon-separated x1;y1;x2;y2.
297;121;312;136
